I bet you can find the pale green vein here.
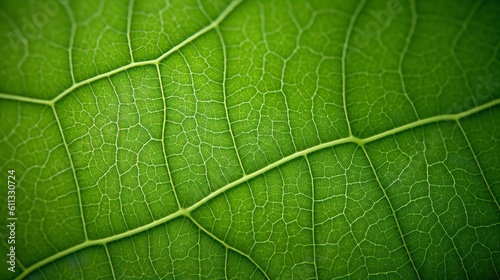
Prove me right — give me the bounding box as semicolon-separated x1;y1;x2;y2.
51;0;242;104
359;98;500;145
198;225;201;280
15;211;185;280
127;0;135;64
177;50;214;194
398;0;420;120
156;62;182;210
216;26;246;175
107;77;132;232
341;0;367;136
146;230;161;278
0;93;52;106
51;105;88;241
456;119;500;210
104;244;117;280
62;0;77;85
360;145;421;280
224;247;229;279
16;98;500;279
450;0;483;95
187;215;271;280
51;59;152;104
304;155;319;280
0;0;243;106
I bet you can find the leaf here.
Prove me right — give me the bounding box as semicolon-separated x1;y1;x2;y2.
0;0;499;279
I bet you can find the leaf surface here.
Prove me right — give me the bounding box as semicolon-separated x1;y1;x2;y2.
0;0;499;279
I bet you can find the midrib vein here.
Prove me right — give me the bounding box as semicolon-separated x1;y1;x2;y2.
16;97;500;280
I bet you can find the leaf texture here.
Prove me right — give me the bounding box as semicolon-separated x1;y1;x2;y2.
0;0;499;279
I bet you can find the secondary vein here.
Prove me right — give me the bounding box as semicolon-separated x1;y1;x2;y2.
16;97;500;280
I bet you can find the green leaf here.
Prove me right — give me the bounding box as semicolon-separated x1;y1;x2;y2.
1;0;499;279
